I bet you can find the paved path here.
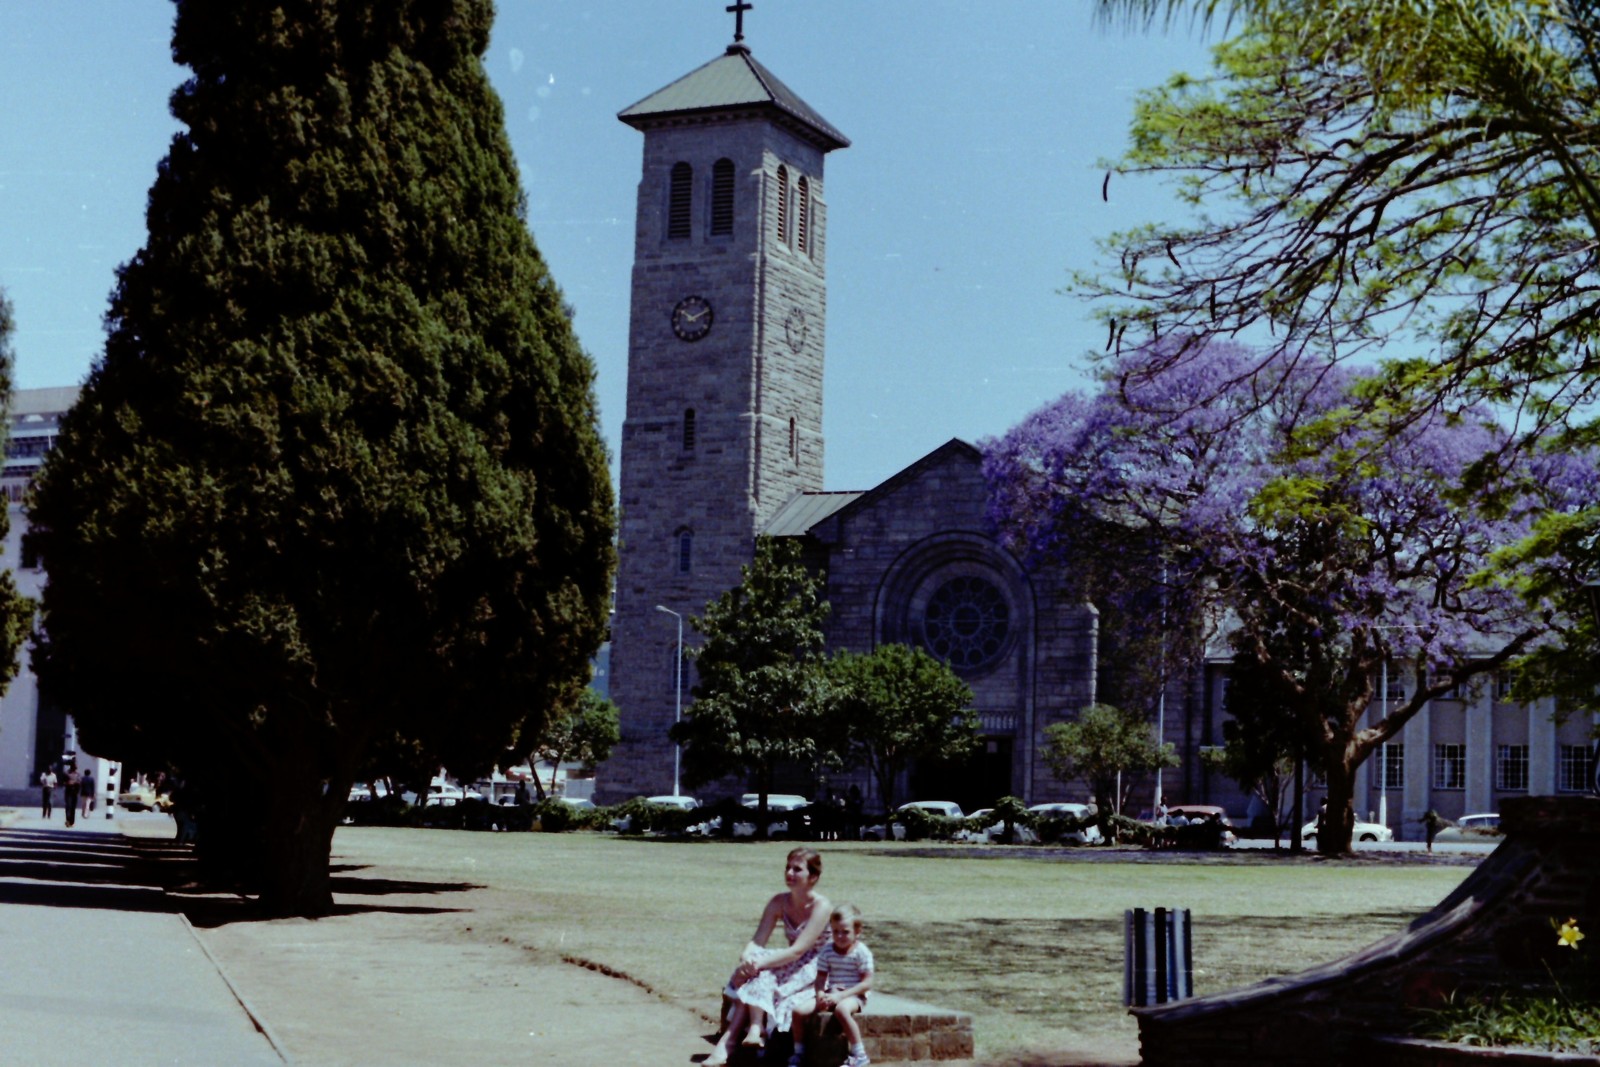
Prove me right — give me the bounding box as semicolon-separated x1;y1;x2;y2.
0;812;284;1066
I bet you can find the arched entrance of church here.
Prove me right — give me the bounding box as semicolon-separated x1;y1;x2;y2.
909;736;1014;815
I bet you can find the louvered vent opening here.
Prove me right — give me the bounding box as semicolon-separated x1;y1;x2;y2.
711;159;734;236
669;162;692;239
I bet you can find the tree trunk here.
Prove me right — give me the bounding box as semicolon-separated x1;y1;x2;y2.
256;775;343;918
1317;753;1359;856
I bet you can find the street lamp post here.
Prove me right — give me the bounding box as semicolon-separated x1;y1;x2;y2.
656;605;683;798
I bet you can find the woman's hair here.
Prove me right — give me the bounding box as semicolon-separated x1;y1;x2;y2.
831;902;863;930
788;847;822;881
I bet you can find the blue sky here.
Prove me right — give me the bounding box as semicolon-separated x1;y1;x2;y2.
0;2;1214;492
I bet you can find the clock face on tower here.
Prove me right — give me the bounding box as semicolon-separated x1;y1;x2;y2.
670;295;713;342
784;306;808;353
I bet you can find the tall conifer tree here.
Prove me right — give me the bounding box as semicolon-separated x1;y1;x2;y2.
26;0;614;916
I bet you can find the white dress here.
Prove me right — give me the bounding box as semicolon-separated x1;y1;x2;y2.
732;911;820;1035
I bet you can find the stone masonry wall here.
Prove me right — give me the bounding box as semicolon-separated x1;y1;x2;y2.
606;113;835;802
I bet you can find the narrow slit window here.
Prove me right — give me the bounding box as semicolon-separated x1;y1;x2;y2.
711;159;735;236
796;176;810;254
775;165;789;246
683;408;696;451
788;416;797;458
668;162;693;239
677;531;692;574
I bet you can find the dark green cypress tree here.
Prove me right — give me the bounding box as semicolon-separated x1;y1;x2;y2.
25;0;614;917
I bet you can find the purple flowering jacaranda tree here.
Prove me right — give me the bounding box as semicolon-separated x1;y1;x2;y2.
984;337;1597;854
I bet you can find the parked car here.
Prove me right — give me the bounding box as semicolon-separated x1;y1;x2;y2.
557;796;596;811
1027;802;1103;845
1435;812;1502;843
1300;817;1394;843
612;793;702;832
961;806;1040;844
1161;804;1237;846
733;793;810;837
646;794;700;810
898;800;964;819
1164;804;1233;826
346;782;390;804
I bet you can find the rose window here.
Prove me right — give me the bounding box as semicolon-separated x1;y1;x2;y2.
922;576;1009;670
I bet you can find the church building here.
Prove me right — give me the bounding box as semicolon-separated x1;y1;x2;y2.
596;14;1598;829
598;17;1099;813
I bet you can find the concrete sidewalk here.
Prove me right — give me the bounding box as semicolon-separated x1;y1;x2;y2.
0;810;284;1066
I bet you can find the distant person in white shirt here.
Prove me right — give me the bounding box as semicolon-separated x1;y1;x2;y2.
792;903;875;1067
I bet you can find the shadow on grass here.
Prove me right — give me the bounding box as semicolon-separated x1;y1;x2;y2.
0;824;479;929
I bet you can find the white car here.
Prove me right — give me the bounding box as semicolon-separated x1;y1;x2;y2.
1027;802;1103;845
646;794;699;810
733;793;809;837
557;796;596;811
898;800;964;819
1300;817;1394;843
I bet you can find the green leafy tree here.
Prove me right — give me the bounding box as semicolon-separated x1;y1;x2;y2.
1087;2;1600;444
1204;632;1327;849
827;642;978;813
671;538;836;830
529;687;621;799
1042;703;1177;816
24;0;614;917
0;290;32;694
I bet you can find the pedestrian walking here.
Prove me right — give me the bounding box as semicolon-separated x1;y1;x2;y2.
39;767;57;818
64;766;82;827
81;770;95;818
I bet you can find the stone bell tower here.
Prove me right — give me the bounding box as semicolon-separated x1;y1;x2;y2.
600;12;849;800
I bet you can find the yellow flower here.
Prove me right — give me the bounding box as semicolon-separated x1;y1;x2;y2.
1556;919;1584;950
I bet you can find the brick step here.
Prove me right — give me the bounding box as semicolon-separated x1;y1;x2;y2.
719;993;973;1065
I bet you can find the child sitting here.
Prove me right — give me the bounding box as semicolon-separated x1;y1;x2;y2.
790;903;875;1067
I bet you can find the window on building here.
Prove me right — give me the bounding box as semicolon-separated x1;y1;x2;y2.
1558;744;1597;793
1433;743;1467;790
676;531;692;574
710;158;735;236
775;165;789;246
1494;672;1515;700
668;162;693;239
682;408;696;451
796;175;810;254
1495;744;1529;792
788;416;797;459
1382;744;1404;791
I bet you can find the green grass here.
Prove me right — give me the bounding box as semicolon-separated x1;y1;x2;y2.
1417;991;1599;1055
328;829;1473;1061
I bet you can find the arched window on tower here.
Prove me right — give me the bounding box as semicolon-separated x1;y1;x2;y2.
682;408;696;451
668;162;693;239
676;529;693;574
796;176;810;254
711;158;735;236
775;165;789;246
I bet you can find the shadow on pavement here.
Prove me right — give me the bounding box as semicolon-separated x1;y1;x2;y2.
0;822;478;927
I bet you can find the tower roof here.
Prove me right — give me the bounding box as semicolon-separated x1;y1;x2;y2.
618;46;850;152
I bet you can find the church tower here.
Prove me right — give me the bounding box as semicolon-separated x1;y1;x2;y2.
601;14;849;800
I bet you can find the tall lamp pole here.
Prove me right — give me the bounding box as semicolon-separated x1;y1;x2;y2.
656;605;683;798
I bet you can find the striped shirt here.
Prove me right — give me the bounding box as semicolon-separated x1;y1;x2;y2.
817;940;874;992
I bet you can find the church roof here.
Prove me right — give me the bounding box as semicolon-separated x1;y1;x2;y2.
762;490;864;537
618;45;850;152
763;440;985;540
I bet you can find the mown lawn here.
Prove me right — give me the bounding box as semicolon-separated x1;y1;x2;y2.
328;828;1474;1062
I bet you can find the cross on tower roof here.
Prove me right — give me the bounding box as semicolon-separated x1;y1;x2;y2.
727;1;752;44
